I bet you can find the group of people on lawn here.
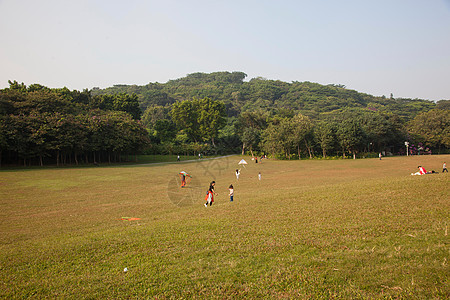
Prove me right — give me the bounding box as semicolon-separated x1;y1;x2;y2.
411;162;447;175
182;158;447;207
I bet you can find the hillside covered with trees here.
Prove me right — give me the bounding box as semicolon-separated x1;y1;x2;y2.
1;72;449;166
92;72;445;120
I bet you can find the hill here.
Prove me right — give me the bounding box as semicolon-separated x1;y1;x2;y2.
91;71;440;121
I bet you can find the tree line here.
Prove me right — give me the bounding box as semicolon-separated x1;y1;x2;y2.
0;81;149;167
1;73;449;166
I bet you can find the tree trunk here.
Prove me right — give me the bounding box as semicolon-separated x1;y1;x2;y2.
322;148;326;159
241;142;246;155
297;145;301;160
39;155;43;167
74;152;79;165
304;139;312;159
57;150;60;166
353;151;356;160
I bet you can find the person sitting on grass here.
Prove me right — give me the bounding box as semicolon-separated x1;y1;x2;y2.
411;166;438;175
411;166;427;175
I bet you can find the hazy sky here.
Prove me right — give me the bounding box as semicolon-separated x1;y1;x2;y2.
1;0;449;101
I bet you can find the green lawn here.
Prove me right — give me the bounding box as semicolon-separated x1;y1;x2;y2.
0;155;448;299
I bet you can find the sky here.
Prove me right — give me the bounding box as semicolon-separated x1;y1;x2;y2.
1;0;450;101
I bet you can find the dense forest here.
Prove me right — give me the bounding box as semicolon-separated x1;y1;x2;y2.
1;72;449;166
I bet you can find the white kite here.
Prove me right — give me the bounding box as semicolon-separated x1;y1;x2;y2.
238;159;248;165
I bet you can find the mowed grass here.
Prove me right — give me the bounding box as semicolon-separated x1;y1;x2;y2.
0;155;448;299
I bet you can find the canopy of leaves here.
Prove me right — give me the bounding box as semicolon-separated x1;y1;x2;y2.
92;72;438;122
0;82;148;166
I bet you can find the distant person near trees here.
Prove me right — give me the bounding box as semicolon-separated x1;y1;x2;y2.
443;162;448;173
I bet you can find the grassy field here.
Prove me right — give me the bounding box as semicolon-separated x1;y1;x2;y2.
0;155;448;299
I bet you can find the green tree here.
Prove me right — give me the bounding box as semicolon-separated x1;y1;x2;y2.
290;114;313;159
314;120;336;158
154;119;177;142
0;115;11;167
336;119;365;159
237;109;269;153
241;127;261;155
171;99;200;142
141;105;170;129
112;93;141;120
408;109;450;153
260;123;284;158
197;97;226;146
171;97;226;146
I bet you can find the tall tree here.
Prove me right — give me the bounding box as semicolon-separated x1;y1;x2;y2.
260;123;284;158
314;120;335;158
171;99;200;142
197;97;227;146
240;127;260;156
336;119;365;159
290;114;313;159
408;109;450;153
171;97;226;146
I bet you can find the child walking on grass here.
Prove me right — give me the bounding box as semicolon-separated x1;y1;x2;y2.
204;181;217;207
228;184;234;202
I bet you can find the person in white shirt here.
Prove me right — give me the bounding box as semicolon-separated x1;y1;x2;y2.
228;184;234;202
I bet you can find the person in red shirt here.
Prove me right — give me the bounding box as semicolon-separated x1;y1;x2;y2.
412;166;428;175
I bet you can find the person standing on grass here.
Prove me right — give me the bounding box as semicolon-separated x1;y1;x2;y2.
177;155;180;161
379;152;382;160
258;172;261;181
204;181;217;207
235;169;240;181
443;162;448;173
228;184;234;202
